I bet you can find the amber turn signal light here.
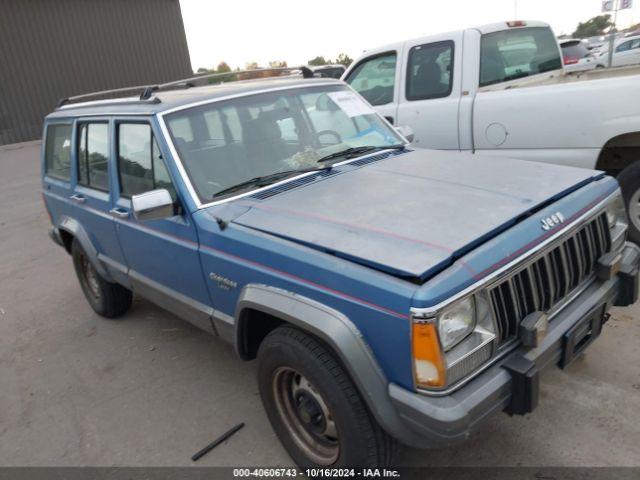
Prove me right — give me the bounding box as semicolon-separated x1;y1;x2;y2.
412;322;446;388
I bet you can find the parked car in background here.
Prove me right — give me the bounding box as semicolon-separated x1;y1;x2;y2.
42;75;640;468
310;64;346;78
596;35;640;68
559;38;597;72
343;20;640;243
585;35;606;52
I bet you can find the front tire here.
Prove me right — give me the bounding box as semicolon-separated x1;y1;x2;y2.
257;326;397;468
617;162;640;244
71;239;132;318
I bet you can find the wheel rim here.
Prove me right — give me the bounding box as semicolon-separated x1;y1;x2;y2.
629;189;640;232
272;367;339;465
80;255;101;300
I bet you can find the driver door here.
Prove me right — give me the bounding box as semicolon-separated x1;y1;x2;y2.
112;119;213;332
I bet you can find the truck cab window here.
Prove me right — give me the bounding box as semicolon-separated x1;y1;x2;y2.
480;27;562;87
406;41;454;100
345;53;397;106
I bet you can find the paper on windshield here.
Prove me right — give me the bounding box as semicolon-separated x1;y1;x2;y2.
327;91;375;118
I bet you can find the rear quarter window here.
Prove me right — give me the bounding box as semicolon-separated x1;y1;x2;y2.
480;27;562;87
44;124;72;180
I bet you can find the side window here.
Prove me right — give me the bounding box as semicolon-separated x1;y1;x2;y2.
77;123;109;191
479;27;562;87
406;41;454;101
616;41;631;53
345;52;397;106
118;123;176;200
44;124;72;180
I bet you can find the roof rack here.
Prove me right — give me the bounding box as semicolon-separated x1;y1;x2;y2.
55;66;315;110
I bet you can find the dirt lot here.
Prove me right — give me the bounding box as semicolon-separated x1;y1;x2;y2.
1;142;639;467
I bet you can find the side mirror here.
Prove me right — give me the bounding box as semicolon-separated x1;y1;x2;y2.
131;189;174;222
396;125;415;143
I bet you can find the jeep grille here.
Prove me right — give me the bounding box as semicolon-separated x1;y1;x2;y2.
487;213;611;344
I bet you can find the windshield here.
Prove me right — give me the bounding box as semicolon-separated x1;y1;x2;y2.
164;85;403;202
480;27;562;87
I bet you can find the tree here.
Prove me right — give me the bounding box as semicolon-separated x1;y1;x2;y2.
573;14;614;38
245;61;261;70
308;56;328;66
268;60;288;69
216;61;231;73
335;53;353;67
196;67;209;73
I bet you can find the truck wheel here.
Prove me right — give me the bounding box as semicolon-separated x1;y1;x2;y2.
257;325;397;468
71;239;132;318
617;162;640;244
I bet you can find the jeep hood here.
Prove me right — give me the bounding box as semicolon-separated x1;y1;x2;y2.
226;149;599;280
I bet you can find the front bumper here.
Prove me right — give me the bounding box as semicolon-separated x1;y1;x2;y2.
389;242;640;448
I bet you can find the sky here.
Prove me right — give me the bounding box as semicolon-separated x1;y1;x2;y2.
179;0;639;72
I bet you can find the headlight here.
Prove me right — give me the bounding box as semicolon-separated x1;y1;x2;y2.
412;296;496;390
606;194;628;250
437;297;475;351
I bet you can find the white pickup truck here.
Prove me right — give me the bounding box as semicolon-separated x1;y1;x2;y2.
342;20;640;241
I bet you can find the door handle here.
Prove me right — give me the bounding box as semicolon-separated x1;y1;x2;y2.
109;208;130;219
70;194;86;204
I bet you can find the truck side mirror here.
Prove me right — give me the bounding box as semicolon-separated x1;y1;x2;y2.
396;125;415;143
131;189;174;222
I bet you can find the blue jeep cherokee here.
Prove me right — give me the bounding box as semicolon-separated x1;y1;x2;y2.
42;77;639;467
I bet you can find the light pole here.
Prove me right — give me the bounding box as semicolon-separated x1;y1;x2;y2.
607;0;620;68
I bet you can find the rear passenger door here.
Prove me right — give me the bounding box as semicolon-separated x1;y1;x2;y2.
112;119;213;333
42;122;73;228
395;35;461;150
70;119;129;285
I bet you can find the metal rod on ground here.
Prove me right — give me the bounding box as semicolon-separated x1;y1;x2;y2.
191;422;245;462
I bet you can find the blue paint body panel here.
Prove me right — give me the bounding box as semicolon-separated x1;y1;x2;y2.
40;86;621;393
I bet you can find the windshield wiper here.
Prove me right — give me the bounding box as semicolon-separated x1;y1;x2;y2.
212;166;332;199
317;144;406;163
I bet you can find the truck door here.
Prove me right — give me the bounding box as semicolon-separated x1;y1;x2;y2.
344;50;400;125
395;33;463;150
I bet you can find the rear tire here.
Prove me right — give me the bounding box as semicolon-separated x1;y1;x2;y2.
617;162;640;244
71;239;132;318
257;325;397;468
